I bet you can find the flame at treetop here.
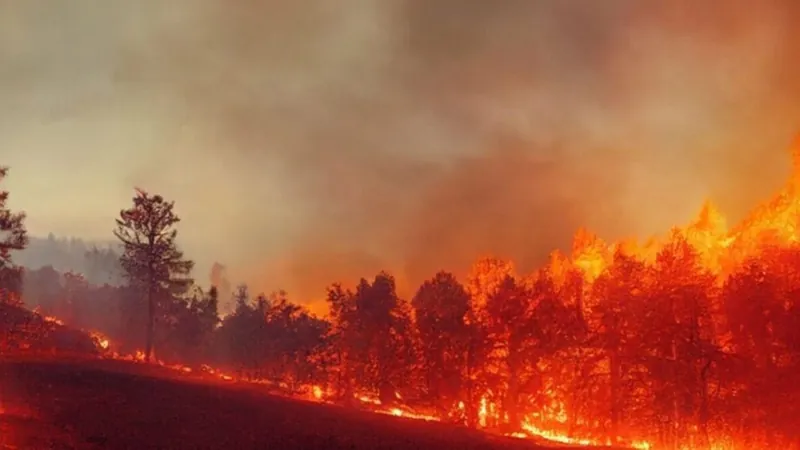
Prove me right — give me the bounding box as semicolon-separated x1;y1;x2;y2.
470;139;800;450
565;138;800;283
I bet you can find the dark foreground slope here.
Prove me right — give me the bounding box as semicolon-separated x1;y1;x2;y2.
0;303;100;356
0;358;564;450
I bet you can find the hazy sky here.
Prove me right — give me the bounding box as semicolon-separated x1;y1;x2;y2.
2;1;800;307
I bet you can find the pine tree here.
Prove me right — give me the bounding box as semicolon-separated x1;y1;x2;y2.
114;188;193;362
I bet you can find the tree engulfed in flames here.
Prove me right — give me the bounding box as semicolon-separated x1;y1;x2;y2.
10;141;800;450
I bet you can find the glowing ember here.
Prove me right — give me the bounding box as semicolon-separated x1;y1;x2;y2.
312;385;323;400
89;332;109;350
43;316;63;326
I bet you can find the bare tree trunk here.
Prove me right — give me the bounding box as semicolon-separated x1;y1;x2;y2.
698;360;711;448
610;351;622;438
505;358;521;431
465;346;477;427
670;340;679;450
144;283;155;362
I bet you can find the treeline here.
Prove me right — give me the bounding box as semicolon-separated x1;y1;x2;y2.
2;167;799;449
15;234;123;286
16;239;800;449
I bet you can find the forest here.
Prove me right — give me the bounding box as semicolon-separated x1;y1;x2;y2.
1;162;800;450
13;234;123;286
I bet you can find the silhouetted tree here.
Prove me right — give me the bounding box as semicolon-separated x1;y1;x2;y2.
217;284;260;371
169;286;220;364
325;282;357;400
482;273;573;430
590;249;649;439
644;233;718;447
722;247;800;447
0;167;27;304
412;271;472;416
232;284;250;313
259;291;328;389
114;189;193;362
330;272;414;404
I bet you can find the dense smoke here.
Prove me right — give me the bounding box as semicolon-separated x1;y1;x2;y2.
2;1;800;308
209;262;233;314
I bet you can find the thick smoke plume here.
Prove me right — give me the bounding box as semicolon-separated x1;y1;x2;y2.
2;1;800;310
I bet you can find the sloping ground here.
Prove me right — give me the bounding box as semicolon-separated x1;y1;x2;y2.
0;305;626;449
0;303;99;356
0;358;567;450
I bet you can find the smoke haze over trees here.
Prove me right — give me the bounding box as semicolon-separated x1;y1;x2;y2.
14;234;122;285
3;3;800;448
3;1;800;309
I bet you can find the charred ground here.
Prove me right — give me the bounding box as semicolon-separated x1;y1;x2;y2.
0;356;581;450
0;304;557;450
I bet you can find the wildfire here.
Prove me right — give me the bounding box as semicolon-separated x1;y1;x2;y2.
14;139;800;450
13;286;743;450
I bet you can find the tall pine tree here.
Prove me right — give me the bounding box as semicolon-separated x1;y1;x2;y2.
114;189;193;362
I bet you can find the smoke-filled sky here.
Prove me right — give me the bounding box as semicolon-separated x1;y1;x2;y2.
1;0;800;308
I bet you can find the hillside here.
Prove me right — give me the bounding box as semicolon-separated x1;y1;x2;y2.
0;303;102;356
0;357;597;450
0;304;620;449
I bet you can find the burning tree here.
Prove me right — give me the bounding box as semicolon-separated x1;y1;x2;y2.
114;189;193;362
326;272;416;404
411;271;472;416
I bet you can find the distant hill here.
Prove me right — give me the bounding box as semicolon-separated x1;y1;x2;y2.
14;234;123;286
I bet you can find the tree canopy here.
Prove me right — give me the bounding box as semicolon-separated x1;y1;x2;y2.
113;189;193;361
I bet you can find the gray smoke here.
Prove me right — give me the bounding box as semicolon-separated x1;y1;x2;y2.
2;0;799;309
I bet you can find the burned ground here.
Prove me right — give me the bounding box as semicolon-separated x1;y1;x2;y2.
0;357;583;450
0;304;624;449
